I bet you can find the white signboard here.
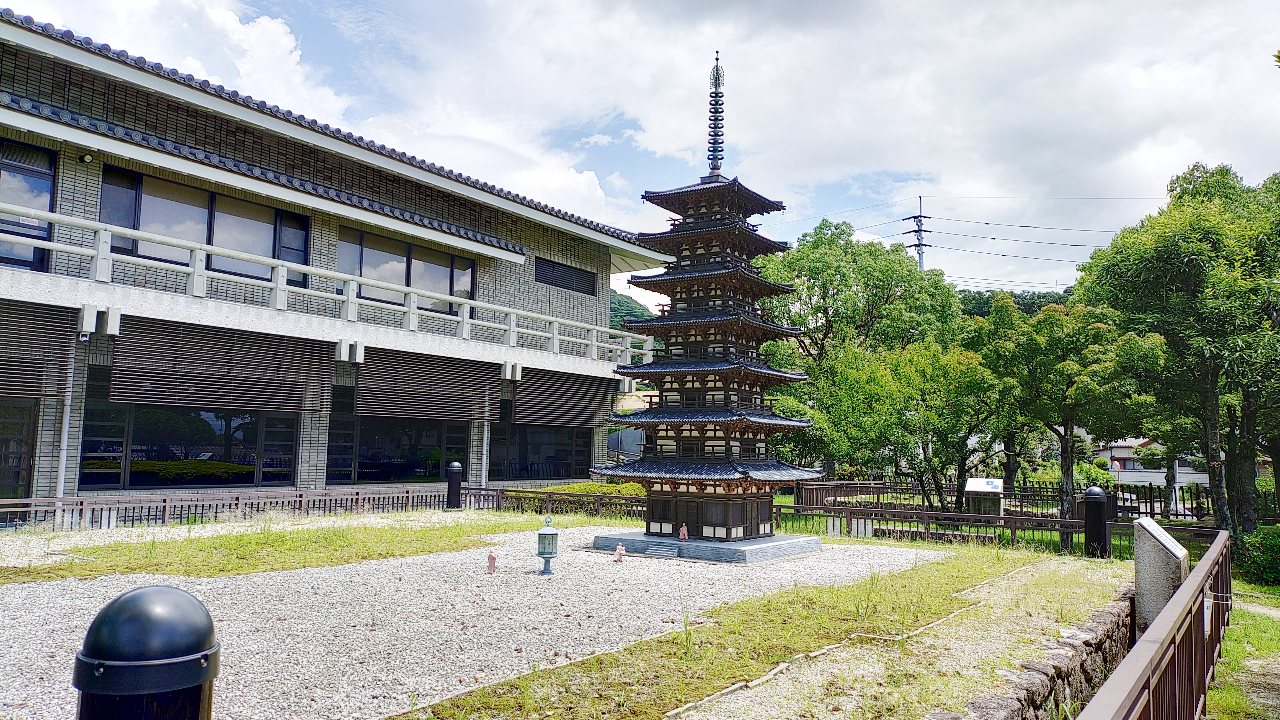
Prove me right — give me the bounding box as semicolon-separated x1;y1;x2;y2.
964;477;1002;494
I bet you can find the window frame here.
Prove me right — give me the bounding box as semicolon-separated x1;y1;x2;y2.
100;165;310;287
533;256;597;296
337;226;476;314
0;139;57;271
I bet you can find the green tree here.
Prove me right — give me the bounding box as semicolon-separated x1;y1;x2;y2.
1076;163;1280;535
609;289;653;330
757;219;960;362
956;288;1071;318
975;295;1162;528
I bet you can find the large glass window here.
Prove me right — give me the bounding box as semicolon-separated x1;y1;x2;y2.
489;424;592;480
101;167;309;284
77;370;299;489
0;140;55;270
325;406;468;485
337;226;475;311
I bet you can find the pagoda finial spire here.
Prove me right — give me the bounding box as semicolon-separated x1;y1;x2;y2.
707;51;725;174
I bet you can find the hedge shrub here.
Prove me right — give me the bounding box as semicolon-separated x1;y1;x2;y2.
1236;525;1280;585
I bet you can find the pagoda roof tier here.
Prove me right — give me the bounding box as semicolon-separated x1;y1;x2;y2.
635;220;787;259
615;357;807;385
594;459;823;483
623;311;800;339
642;175;785;218
629;262;793;298
612;407;810;430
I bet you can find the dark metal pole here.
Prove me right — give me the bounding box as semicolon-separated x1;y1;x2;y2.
1083;485;1110;559
446;461;463;509
73;586;220;720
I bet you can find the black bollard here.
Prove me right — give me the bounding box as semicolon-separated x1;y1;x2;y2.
446;460;463;509
73;586;220;720
1083;485;1110;559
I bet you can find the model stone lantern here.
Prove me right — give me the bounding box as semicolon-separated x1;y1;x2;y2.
594;53;823;542
536;516;559;575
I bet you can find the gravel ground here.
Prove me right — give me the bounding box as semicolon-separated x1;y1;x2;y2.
0;524;941;720
0;510;479;567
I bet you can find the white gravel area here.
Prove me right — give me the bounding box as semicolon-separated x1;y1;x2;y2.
0;525;942;720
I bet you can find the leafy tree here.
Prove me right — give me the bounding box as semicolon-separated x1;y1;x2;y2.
956;288;1071;318
1076;163;1280;535
974;294;1162;529
757;219;960;362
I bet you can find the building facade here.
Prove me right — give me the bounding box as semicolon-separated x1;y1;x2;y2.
0;11;667;499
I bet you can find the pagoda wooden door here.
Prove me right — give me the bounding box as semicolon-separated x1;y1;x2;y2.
677;499;701;538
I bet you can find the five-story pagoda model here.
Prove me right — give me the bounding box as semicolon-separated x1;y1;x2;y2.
595;54;823;542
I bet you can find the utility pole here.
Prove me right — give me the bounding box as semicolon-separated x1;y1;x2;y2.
905;195;927;270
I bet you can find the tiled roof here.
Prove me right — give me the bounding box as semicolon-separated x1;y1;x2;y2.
629;263;794;295
615;358;807;382
0;8;643;247
613;407;810;429
642;175;785;216
593;459;823;482
635;220;788;254
0;91;520;254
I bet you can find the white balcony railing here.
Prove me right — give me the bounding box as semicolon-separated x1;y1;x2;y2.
0;201;654;364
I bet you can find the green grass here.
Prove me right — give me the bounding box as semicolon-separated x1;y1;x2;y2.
0;512;637;585
1235;578;1280;609
403;543;1045;720
1207;608;1280;719
534;481;645;496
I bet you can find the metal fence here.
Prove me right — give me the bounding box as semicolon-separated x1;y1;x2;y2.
1078;530;1232;720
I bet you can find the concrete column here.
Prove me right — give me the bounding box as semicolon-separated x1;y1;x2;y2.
32;340;88;498
295;412;329;490
467;420;488;486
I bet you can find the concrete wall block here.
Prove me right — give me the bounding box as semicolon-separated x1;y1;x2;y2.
296;411;329;490
1133;517;1190;633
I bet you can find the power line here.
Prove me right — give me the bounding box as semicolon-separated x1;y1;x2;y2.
928;245;1085;263
759;197;914;228
926;230;1109;249
920;195;1165;201
946;274;1069;287
927;216;1119;233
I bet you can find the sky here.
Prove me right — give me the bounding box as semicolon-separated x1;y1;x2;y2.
10;0;1280;309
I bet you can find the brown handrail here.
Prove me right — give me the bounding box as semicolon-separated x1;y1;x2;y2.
1077;530;1231;720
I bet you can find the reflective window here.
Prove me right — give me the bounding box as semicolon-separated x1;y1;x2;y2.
339;226;475;312
100;167;140;254
360;233;408;304
210;195;275;279
138;176;209;264
489;424;591;480
0;140;55;269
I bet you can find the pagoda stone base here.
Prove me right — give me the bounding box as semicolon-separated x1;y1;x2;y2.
592;531;821;564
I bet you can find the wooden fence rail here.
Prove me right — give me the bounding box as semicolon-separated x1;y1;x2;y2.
1077;530;1232;720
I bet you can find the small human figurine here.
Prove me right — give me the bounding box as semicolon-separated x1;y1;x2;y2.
486;550;497;575
678;523;689;542
613;543;625;563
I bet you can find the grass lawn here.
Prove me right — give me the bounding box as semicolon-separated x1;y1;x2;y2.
0;512;637;585
404;543;1101;720
1234;578;1280;609
1207;606;1280;719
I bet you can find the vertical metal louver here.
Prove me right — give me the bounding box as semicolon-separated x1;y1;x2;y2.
355;348;499;421
110;317;334;412
533;257;598;296
513;368;617;427
0;299;77;398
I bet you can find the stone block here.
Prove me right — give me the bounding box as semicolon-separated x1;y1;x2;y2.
1133;517;1189;633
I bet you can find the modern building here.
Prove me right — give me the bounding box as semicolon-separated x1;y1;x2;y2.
1093;438;1209;487
0;10;669;499
594;55;823;541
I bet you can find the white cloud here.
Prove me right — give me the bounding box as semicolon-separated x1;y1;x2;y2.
13;0;1280;295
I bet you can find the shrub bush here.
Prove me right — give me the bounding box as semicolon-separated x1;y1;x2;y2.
537;481;646;496
1236;525;1280;586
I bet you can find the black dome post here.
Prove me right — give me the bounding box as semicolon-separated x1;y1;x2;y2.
72;586;220;720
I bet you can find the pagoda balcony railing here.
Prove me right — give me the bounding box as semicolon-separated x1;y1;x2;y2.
648;349;763;363
0;202;655;364
656;299;764;319
668;255;756;272
641;447;778;462
645;396;777;413
666;212;759;231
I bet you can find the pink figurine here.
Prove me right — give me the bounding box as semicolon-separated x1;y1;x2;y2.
486;550;497;575
613;543;626;563
678;523;689;542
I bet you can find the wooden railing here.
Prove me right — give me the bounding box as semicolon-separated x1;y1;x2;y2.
0;201;654;364
1077;530;1232;720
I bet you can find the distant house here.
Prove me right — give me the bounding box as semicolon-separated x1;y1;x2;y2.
1093;439;1209;486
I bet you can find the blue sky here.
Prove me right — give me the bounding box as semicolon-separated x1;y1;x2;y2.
12;0;1280;307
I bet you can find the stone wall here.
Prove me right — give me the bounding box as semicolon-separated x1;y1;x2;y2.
936;587;1135;720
